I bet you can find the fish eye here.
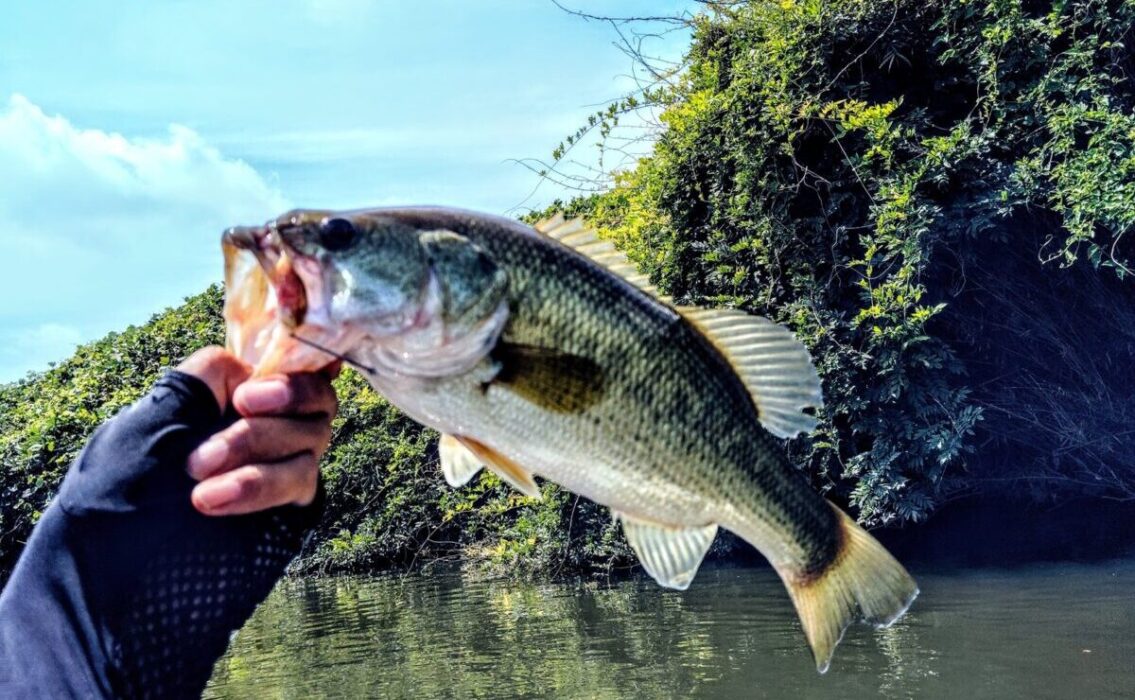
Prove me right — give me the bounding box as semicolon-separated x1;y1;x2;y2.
318;217;357;251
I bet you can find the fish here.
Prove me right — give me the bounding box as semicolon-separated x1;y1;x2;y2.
221;206;918;672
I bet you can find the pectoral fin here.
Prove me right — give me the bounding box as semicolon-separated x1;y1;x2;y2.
455;436;542;500
439;433;484;487
616;512;718;590
490;343;605;414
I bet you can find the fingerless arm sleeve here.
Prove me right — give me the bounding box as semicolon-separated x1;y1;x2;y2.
0;371;323;699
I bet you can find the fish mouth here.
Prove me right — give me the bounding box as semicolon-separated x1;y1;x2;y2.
222;222;341;376
222;224;307;327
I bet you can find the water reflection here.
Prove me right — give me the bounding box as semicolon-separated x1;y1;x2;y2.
206;561;1135;699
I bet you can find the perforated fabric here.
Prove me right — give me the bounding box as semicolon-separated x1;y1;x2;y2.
0;371;322;699
111;511;313;699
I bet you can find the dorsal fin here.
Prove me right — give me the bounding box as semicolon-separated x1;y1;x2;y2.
679;307;823;438
534;215;663;299
533;215;821;437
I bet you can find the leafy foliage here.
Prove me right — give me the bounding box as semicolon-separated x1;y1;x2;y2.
561;0;1135;523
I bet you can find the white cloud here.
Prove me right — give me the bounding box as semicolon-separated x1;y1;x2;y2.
0;94;290;382
0;94;288;227
212;108;589;165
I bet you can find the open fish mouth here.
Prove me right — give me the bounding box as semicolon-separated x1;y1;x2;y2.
222;224;307;327
222;224;316;375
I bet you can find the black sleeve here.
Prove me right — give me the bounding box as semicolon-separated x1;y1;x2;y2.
0;371;323;699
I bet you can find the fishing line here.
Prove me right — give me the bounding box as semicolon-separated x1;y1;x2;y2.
290;333;378;375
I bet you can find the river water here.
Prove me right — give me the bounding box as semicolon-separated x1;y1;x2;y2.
205;561;1135;698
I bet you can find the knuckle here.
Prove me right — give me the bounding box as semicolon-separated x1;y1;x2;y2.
225;420;256;462
301;455;319;488
199;347;245;377
235;469;264;503
298;373;338;414
194;346;229;364
271;376;306;413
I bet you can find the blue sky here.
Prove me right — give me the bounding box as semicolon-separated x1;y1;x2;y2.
0;0;691;382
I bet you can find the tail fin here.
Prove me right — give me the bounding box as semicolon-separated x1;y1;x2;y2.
781;504;918;673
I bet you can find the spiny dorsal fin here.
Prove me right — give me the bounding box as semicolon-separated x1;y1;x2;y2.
439;433;484;487
616;511;718;590
679;307;823;438
534;215;663;299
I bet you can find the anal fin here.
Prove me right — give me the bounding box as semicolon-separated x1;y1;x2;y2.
439;433;484;487
455;436;542;500
616;512;718;590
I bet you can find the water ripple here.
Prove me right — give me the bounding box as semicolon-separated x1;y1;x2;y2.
205;560;1135;699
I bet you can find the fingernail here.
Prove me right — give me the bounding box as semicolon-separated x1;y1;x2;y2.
240;379;290;413
187;439;228;479
193;479;243;513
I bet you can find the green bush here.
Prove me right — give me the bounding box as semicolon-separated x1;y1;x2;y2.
549;0;1134;524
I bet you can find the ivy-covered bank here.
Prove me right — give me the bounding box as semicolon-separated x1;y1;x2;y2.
3;0;1134;581
571;0;1135;523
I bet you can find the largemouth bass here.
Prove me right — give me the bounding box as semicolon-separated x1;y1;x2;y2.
222;207;918;672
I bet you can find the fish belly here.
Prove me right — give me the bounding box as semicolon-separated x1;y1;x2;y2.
368;370;719;527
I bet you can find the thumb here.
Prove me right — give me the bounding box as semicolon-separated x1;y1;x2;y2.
176;347;252;413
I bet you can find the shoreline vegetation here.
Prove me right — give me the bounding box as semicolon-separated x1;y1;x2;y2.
4;0;1134;583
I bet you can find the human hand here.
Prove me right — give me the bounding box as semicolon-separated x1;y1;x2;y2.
176;347;339;516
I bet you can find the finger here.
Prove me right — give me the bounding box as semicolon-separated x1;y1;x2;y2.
191;454;320;516
176;347;251;413
232;371;339;418
186;415;333;481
